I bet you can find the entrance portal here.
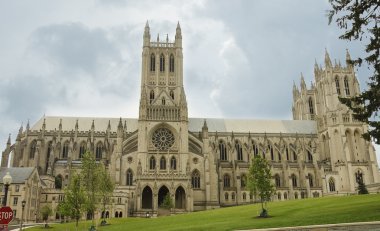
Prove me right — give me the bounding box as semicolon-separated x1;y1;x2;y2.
175;186;186;209
142;186;153;209
158;186;169;208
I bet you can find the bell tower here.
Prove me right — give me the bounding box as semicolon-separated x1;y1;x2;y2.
139;21;187;121
136;22;191;212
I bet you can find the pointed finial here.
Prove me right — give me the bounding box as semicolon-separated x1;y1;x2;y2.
300;73;306;90
118;117;123;130
166;34;169;43
107;120;111;130
124;120;127;131
26;119;30;131
346;49;352;67
59;118;62;130
145;20;149;28
7;134;11;145
177;21;181;29
42;118;46;130
324;48;332;67
202;119;208;129
314;59;318;70
157;33;159;42
91;120;95;130
75;119;79;130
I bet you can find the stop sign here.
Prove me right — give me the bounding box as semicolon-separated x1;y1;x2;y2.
0;207;13;224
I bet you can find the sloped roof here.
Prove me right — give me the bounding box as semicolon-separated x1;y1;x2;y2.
0;167;35;184
30;116;317;134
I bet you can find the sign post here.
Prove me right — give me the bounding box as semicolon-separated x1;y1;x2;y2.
0;206;14;231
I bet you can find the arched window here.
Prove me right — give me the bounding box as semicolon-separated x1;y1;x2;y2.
162;97;166;105
79;142;86;159
149;156;156;170
30;140;37;159
241;174;247;188
308;173;314;187
231;192;235;200
335;76;341;95
235;141;243;161
277;192;281;200
55;175;63;189
170;90;174;100
160;156;166;170
355;170;364;184
150;90;154;104
219;141;227;161
223;174;231;188
295;192;299;199
308;97;314;115
275;174;281;187
284;192;288;200
253;143;259;156
170;156;176;170
344;76;350;95
242;192;246;201
169;54;174;72
329;177;336;192
293;151;297;161
126;169;133;186
291;174;297;187
224;192;229;201
278;153;282;161
269;145;274;161
150;53;155;71
96;142;103;159
286;148;289;160
160;54;165;72
191;170;200;189
307;151;313;162
62;142;69;159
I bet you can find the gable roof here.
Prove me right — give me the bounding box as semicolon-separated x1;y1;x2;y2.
0;167;35;184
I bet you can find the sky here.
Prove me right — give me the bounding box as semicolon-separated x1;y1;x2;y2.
0;0;379;165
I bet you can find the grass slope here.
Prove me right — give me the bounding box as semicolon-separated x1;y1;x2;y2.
29;194;380;231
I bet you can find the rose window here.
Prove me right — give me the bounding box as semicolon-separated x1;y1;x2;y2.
151;128;175;150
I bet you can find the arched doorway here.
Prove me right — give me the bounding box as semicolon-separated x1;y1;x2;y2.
142;186;153;209
158;186;169;208
175;186;186;209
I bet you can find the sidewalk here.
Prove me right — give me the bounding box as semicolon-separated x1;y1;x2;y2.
237;221;380;231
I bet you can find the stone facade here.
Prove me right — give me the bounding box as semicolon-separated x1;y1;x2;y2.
1;23;379;219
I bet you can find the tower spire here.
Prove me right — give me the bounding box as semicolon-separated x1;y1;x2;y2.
175;21;182;47
300;72;306;91
324;48;332;68
346;49;353;68
143;20;150;47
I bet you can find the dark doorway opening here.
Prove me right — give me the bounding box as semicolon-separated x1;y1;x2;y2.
175;186;186;209
158;186;169;207
142;186;153;209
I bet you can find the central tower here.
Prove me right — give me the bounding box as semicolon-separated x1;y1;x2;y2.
136;22;191;213
139;21;187;121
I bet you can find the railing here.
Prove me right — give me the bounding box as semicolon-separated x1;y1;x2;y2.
147;106;180;121
150;42;175;48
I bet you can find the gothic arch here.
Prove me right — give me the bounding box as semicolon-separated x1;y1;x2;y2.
158;185;170;208
219;140;227;161
142;186;153;209
175;186;186;209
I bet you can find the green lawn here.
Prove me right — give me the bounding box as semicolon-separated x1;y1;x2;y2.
29;194;380;231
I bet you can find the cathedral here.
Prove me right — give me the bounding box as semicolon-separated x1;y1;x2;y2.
1;22;380;219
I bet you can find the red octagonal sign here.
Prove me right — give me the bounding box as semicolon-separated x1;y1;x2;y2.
0;207;13;224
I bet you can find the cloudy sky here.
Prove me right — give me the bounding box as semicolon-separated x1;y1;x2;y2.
0;0;379;164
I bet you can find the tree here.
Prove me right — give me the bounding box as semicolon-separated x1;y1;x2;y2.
60;173;87;230
248;155;275;217
40;205;53;228
161;194;174;210
328;0;380;144
358;180;369;194
98;163;114;225
81;151;100;225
